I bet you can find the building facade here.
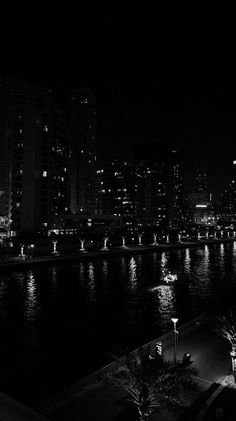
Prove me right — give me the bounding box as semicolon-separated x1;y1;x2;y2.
0;77;71;235
188;169;215;225
67;88;96;215
95;159;138;226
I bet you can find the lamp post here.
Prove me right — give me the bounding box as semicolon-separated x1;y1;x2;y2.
230;350;236;382
138;234;142;246
171;317;178;364
152;233;158;246
19;244;26;259
101;236;109;251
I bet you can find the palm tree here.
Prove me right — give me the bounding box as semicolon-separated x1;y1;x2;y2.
214;310;236;352
107;348;198;421
213;309;236;377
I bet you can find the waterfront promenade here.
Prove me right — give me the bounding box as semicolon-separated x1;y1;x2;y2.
1;315;236;420
0;237;235;270
32;315;236;421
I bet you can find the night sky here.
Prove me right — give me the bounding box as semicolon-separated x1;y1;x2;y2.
1;3;236;195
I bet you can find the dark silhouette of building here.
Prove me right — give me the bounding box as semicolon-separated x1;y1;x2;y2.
67;88;96;215
0;77;71;235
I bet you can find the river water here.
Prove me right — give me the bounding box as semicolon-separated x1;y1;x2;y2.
0;242;236;401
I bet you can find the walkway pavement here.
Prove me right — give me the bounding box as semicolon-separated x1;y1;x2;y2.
33;316;235;420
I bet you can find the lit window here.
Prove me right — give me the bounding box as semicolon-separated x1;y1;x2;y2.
81;150;84;154
43;171;47;177
16;203;20;208
19;169;23;175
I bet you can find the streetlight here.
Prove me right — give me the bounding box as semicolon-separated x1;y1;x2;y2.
171;317;179;364
230;350;236;382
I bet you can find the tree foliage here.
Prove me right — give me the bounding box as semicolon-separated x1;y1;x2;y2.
214;309;236;352
107;348;198;420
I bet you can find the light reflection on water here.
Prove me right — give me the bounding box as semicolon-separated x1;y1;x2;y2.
87;262;96;304
25;270;39;321
156;285;176;330
184;248;191;272
1;243;236;380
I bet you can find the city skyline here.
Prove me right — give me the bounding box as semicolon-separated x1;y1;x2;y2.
1;4;236;197
1;3;236;195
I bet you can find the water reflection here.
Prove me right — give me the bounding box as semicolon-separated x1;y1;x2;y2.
87;262;96;303
188;245;213;314
79;262;85;281
184;248;191;272
205;245;209;259
128;256;137;287
219;243;225;274
121;257;127;277
155;284;175;330
161;252;168;269
2;243;236;382
102;259;108;280
25;270;39;321
0;274;8;320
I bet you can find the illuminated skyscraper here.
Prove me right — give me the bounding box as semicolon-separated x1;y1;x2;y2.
0;77;71;235
68;89;96;214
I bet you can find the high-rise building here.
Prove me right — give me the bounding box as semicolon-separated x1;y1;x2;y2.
133;143;184;228
95;159;138;226
188;169;215;225
0;77;71;235
136;161;167;227
67;89;96;215
167;149;184;228
195;168;208;192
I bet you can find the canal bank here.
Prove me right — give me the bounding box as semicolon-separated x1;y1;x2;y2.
0;237;235;269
